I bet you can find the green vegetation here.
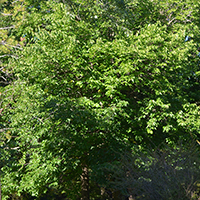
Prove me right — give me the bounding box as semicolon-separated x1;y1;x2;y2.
1;0;200;199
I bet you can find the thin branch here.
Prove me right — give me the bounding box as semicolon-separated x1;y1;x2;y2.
168;17;177;25
0;81;11;85
0;54;18;58
0;26;15;30
1;13;13;16
1;43;12;52
1;41;23;50
10;45;23;50
12;0;21;4
0;76;7;81
1;40;23;51
3;146;20;150
8;44;23;50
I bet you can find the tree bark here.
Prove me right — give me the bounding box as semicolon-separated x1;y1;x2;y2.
81;166;90;200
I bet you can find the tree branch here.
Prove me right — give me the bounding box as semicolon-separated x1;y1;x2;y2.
1;13;13;16
0;54;18;58
0;26;15;30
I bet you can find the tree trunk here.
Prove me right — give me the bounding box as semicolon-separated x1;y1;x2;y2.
81;166;90;200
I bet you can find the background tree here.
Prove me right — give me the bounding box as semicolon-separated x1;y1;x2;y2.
1;0;200;199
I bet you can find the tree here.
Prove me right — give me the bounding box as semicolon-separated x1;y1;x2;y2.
1;0;200;199
1;1;27;199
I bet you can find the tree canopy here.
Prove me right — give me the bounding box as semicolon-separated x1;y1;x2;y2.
1;0;200;199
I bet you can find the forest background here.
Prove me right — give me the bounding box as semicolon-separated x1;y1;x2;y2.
1;0;200;199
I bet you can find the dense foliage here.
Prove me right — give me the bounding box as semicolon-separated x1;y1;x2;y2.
1;0;200;199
